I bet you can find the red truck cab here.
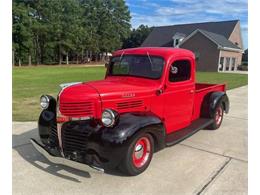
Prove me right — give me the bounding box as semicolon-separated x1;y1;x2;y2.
31;47;229;176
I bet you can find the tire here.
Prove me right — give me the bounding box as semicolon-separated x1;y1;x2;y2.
119;130;154;176
208;103;224;130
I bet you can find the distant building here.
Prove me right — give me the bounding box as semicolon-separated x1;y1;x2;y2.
242;49;248;62
141;20;243;72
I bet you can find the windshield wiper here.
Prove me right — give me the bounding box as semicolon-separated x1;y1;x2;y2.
147;51;154;67
120;51;125;61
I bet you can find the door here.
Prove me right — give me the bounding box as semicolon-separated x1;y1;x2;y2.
163;58;195;133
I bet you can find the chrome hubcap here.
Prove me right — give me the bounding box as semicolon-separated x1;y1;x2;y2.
134;144;144;159
132;137;151;168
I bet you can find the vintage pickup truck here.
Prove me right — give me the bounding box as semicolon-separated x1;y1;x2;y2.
31;47;229;176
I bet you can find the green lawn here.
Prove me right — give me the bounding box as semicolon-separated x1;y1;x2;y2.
13;66;247;121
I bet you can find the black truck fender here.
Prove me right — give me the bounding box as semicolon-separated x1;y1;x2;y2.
200;91;230;118
101;112;166;151
209;92;230;117
38;95;57;144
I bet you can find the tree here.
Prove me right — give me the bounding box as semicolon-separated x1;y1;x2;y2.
122;25;152;49
13;1;34;66
12;0;131;65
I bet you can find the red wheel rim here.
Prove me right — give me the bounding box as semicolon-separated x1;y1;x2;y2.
215;106;223;125
132;137;151;168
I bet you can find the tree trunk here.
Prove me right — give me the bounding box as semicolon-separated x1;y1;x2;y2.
18;59;21;67
81;49;84;63
95;53;98;62
66;53;69;65
35;34;39;65
28;55;32;66
105;52;108;61
89;51;92;62
12;50;15;66
76;54;79;64
59;45;62;65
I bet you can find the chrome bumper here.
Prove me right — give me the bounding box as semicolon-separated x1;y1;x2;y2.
30;139;104;174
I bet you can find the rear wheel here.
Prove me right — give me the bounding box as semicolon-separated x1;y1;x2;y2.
119;131;154;176
208;103;224;130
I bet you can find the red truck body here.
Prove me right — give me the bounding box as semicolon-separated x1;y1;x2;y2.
32;47;229;176
60;47;226;133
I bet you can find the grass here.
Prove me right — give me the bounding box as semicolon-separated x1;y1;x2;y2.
196;72;248;90
13;66;247;121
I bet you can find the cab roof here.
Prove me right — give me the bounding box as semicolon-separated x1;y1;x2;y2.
113;47;195;60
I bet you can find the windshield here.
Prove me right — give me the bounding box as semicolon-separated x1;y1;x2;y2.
108;55;165;79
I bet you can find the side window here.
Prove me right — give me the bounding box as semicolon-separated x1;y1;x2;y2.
169;60;191;82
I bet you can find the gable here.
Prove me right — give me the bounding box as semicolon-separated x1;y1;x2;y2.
228;21;243;49
179;29;242;51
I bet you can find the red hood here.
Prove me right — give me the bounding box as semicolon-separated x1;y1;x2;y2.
59;77;161;118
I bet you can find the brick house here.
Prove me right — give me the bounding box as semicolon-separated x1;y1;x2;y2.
141;20;243;72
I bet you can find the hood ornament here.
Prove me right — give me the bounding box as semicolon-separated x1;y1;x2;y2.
59;82;82;89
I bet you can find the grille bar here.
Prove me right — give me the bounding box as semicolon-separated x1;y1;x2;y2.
60;101;95;117
61;121;93;154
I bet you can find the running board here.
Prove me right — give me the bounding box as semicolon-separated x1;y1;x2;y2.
166;118;213;146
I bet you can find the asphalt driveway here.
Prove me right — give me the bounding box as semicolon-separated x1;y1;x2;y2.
12;86;248;195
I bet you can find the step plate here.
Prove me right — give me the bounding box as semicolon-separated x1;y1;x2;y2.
166;118;213;146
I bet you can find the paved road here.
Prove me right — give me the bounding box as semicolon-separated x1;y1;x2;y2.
12;86;248;195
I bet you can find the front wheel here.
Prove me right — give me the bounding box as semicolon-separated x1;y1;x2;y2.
119;132;154;176
208;103;224;130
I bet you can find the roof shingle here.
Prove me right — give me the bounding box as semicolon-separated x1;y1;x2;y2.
141;20;239;47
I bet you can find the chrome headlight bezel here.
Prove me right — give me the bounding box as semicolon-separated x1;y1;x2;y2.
40;95;50;110
101;109;117;127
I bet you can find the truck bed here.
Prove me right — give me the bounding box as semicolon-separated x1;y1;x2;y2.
192;83;226;120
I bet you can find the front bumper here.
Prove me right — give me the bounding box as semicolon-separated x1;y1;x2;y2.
37;110;127;171
30;138;104;173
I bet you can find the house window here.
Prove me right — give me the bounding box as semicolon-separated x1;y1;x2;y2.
231;58;236;71
173;38;183;47
219;57;224;71
225;57;230;71
172;34;185;47
169;60;191;82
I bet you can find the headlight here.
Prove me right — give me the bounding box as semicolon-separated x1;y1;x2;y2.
40;95;50;109
101;109;117;127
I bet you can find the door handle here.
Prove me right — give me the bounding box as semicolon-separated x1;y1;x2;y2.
190;90;194;94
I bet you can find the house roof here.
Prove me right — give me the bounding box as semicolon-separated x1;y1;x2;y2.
179;29;241;50
141;20;239;47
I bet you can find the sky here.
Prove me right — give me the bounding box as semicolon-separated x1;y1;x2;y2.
125;0;248;49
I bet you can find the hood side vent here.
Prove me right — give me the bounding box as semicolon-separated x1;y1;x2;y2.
117;100;144;110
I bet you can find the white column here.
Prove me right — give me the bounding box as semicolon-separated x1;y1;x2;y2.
222;57;226;72
234;58;238;71
229;59;232;71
